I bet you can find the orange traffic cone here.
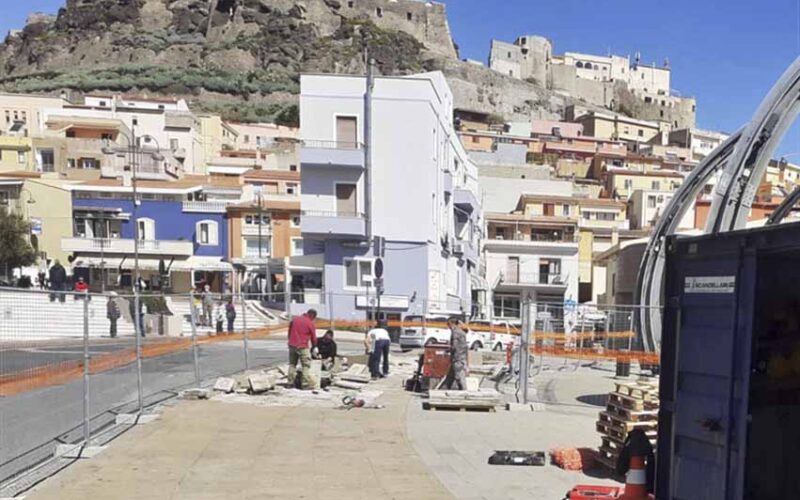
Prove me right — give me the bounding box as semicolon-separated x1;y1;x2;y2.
619;454;649;500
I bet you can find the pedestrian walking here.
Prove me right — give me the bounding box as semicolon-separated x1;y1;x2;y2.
225;297;237;333
287;309;318;389
202;285;214;327
444;316;468;390
107;292;121;338
48;259;67;303
367;321;391;379
37;259;47;290
214;299;224;334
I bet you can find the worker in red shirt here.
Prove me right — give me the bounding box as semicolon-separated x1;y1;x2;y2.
287;309;318;389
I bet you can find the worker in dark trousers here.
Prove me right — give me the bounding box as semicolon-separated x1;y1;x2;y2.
444;317;469;390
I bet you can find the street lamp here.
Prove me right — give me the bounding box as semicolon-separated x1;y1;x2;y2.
101;121;164;293
100;119;164;416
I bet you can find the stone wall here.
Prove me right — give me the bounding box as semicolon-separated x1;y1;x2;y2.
337;0;457;58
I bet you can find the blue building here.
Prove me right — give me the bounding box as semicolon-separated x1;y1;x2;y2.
63;177;240;292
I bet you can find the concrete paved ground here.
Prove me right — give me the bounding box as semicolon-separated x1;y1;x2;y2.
406;365;622;500
27;376;453;500
25;354;631;500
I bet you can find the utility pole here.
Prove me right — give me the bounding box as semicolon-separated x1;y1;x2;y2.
364;57;375;241
131;117;144;415
257;191;263;259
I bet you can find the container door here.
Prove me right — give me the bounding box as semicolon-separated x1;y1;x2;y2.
659;249;754;500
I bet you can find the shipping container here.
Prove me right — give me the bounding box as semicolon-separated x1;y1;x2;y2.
657;223;800;499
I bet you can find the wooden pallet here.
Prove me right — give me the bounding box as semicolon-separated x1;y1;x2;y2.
596;421;658;442
423;401;497;412
605;403;658;422
608;391;659;411
614;381;658;400
598;411;658;431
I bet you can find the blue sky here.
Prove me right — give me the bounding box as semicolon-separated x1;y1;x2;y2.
1;0;799;146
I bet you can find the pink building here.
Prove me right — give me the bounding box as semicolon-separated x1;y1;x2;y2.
531;120;584;139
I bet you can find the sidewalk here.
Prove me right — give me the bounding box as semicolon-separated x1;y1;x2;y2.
27;375;453;500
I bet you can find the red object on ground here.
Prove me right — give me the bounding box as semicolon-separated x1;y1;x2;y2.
566;485;622;499
550;448;597;471
422;344;451;378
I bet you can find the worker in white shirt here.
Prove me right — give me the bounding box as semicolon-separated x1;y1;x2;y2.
367;320;391;379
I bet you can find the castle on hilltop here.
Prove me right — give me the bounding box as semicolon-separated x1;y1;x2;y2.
489;35;695;131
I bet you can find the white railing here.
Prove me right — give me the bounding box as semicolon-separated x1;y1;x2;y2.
182;201;229;213
62;237;193;256
241;225;273;236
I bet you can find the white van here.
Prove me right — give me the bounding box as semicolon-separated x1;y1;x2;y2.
481;320;520;352
399;314;487;350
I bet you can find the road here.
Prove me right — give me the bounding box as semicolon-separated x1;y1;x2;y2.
0;337;365;483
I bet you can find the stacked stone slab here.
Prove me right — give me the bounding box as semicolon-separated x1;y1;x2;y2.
595;380;659;470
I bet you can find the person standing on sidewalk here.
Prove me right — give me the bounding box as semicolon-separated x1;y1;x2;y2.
287;309;318;389
107;292;121;338
202;285;214;327
225;297;237;333
48;259;67;303
444;317;468;390
367;321;391;379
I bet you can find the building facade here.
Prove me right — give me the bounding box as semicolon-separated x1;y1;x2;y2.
298;71;482;320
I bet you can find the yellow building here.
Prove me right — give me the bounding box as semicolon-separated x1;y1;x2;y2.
198;115;239;174
0;172;75;263
0;136;34;172
573;110;667;144
0;92;65;136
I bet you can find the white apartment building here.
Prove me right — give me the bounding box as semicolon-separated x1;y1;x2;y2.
297;71;483;320
42;95;203;175
628;189;695;231
668;127;729;160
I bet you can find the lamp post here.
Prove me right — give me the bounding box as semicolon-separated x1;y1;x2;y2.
101;119;164;416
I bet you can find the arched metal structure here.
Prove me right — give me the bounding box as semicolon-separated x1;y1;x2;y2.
635;57;800;352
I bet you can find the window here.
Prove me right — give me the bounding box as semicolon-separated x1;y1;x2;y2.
291;215;300;227
244;237;270;258
39;149;55;172
597;212;616;221
286;183;297;195
244;135;250;144
291;238;303;257
552;126;561;136
67;158;76;169
99;100;107;107
624;179;633;189
196;220;219;246
344;258;373;288
79;158;99;169
406;12;412;21
170;138;179;150
245;213;270;226
507;52;512;58
543;203;555;216
335;116;358;149
576;61;584;68
563;204;571;216
585;62;593;70
494;227;507;240
647;196;657;209
376;7;382;17
472;136;479;143
638;129;644;137
17;151;25;164
493;294;521;319
582;211;591;220
137;218;155;241
652;181;661;190
289;164;298;172
347;0;353;7
644;96;652;104
335;183;357;216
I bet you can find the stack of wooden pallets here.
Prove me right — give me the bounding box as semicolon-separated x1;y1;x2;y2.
595;380;659;470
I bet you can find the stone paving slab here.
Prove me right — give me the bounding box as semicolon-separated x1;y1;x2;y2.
27;379;453;500
406;368;623;500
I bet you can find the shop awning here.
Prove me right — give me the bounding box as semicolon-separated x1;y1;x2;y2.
183;256;233;272
72;256;233;273
471;274;489;291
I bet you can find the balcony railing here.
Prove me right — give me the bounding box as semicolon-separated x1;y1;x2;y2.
300;210;366;238
503;273;568;286
241;225;273;236
489;232;578;243
302;140;363;150
182;200;229;213
62;237;193;256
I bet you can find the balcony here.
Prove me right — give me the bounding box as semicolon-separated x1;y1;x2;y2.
502;272;569;288
182;200;229;213
578;218;630;230
241;224;273;236
62;237;193;257
484;233;579;255
454;187;480;214
300;140;364;169
301;210;366;239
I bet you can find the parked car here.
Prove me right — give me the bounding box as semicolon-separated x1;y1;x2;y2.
399;314;486;350
480;319;520;352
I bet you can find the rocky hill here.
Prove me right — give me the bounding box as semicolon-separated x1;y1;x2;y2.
0;0;590;124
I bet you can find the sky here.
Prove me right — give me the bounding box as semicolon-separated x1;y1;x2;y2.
1;0;800;150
